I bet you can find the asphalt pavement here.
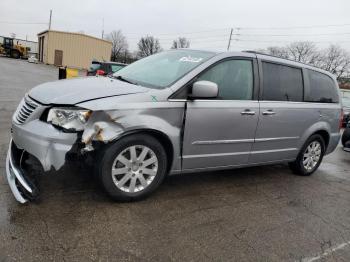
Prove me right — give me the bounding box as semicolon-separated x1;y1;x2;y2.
1;57;350;262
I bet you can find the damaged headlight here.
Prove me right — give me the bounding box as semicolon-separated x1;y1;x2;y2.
47;108;91;131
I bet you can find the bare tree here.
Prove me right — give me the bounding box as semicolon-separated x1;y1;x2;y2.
260;41;350;79
286;41;321;65
319;45;350;79
107;30;128;62
137;36;162;58
171;37;190;49
265;46;289;59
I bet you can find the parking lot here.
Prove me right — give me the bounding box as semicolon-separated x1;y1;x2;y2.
1;57;350;261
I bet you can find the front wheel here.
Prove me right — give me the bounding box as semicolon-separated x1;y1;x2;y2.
96;134;168;202
10;50;20;59
289;134;325;176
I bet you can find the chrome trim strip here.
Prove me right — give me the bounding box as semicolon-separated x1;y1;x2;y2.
168;99;187;102
5;140;28;203
250;148;298;154
183;151;250;159
255;136;299;142
183;148;297;159
193;137;298;145
192;139;254;145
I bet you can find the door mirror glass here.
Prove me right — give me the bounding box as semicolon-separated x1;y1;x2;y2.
190;81;218;99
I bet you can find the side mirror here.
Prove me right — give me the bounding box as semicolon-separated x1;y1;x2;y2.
190;81;218;99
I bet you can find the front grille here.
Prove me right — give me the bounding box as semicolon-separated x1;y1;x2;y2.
15;97;39;124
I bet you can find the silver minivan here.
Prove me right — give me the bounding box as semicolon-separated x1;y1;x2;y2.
6;49;342;203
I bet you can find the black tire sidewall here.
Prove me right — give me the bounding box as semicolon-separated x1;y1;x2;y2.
11;50;20;59
295;134;325;176
342;128;350;147
97;134;167;201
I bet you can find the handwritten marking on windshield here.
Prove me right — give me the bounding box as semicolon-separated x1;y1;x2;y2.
179;56;203;63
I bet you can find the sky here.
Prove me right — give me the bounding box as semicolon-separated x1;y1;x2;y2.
1;0;350;53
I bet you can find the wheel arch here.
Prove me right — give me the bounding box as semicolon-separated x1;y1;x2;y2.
109;128;175;173
312;129;330;149
299;122;332;153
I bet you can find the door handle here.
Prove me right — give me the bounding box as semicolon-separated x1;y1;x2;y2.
262;110;276;115
241;109;256;115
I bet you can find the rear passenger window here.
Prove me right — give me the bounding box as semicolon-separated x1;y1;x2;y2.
306;70;338;103
262;62;303;102
197;59;253;100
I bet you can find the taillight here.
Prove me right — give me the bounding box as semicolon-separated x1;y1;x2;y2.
96;69;105;76
340;109;344;130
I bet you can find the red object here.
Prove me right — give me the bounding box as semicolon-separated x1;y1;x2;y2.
96;69;105;76
340;108;344;130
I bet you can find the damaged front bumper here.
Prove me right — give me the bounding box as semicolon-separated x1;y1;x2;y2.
5;119;79;203
5;140;37;203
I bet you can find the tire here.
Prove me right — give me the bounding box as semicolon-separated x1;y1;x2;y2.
289;134;325;176
342;128;350;147
10;50;20;59
96;134;168;202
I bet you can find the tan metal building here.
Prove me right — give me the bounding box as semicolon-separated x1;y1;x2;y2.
37;30;112;69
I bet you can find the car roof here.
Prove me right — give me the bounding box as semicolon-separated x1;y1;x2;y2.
179;49;336;80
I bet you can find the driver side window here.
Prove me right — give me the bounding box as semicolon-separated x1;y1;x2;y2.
197;59;253;100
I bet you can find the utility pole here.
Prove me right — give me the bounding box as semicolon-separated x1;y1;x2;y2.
102;18;104;39
49;10;52;30
227;28;233;51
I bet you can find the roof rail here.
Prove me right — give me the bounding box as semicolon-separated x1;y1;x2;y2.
242;50;318;68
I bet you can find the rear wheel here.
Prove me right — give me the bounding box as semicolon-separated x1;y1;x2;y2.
97;134;167;201
289;134;325;176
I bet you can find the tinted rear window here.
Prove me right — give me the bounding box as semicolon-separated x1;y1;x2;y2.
306;70;338;103
262;62;303;102
111;64;125;72
89;63;101;71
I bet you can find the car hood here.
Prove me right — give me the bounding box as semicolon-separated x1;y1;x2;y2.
29;77;149;105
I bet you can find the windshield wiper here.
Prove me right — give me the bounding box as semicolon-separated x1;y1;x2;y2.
114;75;138;85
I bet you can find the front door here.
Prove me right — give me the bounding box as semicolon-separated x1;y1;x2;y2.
54;50;63;66
182;58;259;170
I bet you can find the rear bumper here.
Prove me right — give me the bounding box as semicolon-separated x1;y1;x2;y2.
326;133;341;155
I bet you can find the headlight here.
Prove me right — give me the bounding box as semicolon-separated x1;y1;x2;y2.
47;108;91;131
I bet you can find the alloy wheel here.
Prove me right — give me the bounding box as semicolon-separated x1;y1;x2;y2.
111;145;158;193
302;141;322;171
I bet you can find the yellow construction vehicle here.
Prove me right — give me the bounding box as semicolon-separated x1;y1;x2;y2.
0;37;30;59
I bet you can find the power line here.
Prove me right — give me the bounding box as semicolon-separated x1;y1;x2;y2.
125;34;228;41
237;23;350;30
231;39;350;44
0;21;48;25
122;23;350;37
233;32;350;37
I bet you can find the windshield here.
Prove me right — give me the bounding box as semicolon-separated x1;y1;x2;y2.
341;90;350;107
113;50;216;89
